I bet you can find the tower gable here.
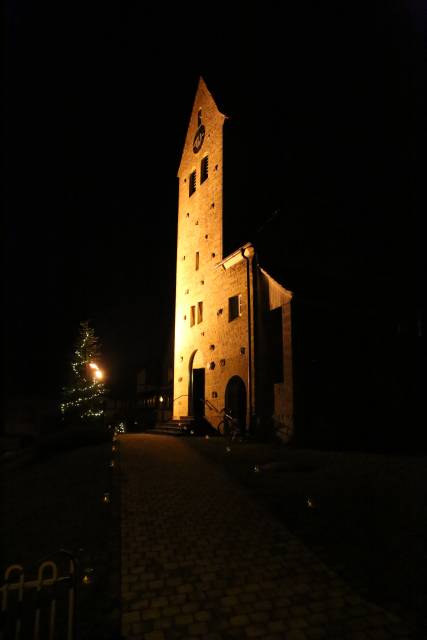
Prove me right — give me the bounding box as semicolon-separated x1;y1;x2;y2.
177;77;225;178
176;77;225;278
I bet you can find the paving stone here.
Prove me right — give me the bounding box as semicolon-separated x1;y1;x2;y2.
286;631;308;640
250;612;270;624
309;613;328;626
289;617;310;629
305;629;327;639
254;600;273;611
245;624;266;637
268;620;286;633
153;618;172;630
366;629;393;639
188;621;209;635
142;608;161;621
144;631;165;640
123;611;140;624
151;597;169;608
231;614;250;627
232;603;251;616
240;592;257;604
175;613;194;626
119;435;415;640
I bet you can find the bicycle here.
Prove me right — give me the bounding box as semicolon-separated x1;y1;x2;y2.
217;410;241;442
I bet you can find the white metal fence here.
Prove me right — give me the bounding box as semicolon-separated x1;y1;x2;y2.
0;550;76;640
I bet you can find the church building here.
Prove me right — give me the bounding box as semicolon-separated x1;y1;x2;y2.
173;78;294;441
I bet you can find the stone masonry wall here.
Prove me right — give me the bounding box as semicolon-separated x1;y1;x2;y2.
259;269;294;441
173;79;251;427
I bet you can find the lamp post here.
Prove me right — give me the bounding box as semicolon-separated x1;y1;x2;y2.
88;362;105;421
89;362;104;383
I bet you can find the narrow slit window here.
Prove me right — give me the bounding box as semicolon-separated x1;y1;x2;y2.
195;251;199;271
189;170;196;196
197;301;203;324
201;155;208;183
190;305;196;327
228;294;242;322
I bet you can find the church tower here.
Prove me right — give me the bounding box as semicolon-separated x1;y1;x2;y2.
173;78;227;420
173;78;293;441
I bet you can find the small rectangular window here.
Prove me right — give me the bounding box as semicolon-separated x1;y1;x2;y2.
195;251;199;271
201;155;208;183
197;301;203;324
190;305;196;327
229;294;242;322
189;170;196;196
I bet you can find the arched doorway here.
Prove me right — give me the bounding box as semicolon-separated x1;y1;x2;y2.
225;376;247;433
188;350;205;417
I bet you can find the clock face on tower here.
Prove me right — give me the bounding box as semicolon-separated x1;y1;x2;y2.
192;125;205;153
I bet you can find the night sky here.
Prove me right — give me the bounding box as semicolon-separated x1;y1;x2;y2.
3;3;425;406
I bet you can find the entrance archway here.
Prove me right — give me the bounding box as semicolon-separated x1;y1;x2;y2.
225;376;247;433
188;350;205;417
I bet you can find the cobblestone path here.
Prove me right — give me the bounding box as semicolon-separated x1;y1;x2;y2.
119;434;413;640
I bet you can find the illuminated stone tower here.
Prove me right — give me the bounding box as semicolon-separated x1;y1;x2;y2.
173;77;294;440
173;77;228;422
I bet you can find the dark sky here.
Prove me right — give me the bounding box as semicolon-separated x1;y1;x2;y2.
3;2;425;401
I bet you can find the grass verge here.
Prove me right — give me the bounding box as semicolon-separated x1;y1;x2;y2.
0;439;121;639
186;436;427;638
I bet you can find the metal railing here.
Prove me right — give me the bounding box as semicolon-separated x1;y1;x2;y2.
0;550;77;640
204;398;220;414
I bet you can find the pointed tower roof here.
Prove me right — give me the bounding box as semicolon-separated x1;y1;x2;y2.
177;77;226;176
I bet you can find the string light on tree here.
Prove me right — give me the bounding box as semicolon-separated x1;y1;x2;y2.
61;320;106;421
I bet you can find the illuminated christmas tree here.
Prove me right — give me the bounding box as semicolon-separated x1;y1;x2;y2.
61;320;106;421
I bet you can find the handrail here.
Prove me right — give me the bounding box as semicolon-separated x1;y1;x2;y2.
204;398;221;413
172;394;188;404
204;399;235;423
